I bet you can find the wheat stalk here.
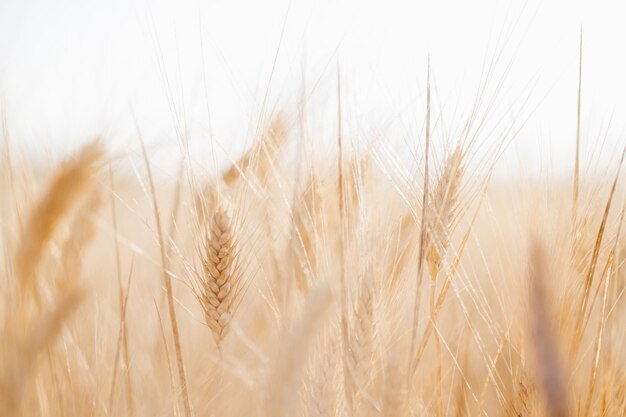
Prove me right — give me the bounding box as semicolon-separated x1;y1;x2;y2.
137;129;192;417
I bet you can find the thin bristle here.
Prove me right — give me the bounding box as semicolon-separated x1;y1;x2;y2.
572;27;583;232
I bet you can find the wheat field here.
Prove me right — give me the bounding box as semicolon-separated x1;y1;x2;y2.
0;68;625;417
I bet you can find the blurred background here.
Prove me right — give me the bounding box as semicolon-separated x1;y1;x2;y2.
0;0;624;179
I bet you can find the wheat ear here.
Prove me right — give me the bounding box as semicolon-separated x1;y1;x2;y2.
425;145;463;280
528;239;570;417
307;334;338;417
15;142;103;300
267;284;332;417
347;275;375;404
222;114;287;185
196;205;242;346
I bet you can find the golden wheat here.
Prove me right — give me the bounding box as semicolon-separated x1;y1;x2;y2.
195;204;242;346
0;90;625;417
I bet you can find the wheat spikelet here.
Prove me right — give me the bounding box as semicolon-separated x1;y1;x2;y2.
425;146;464;279
195;204;241;345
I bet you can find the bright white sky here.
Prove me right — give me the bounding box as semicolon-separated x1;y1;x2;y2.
0;0;625;178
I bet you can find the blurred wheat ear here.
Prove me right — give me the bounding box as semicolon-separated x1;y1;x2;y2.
15;142;103;301
426;145;464;280
2;141;104;415
267;284;332;417
528;239;570;417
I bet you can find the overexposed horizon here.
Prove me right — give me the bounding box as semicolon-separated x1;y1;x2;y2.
0;0;625;180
